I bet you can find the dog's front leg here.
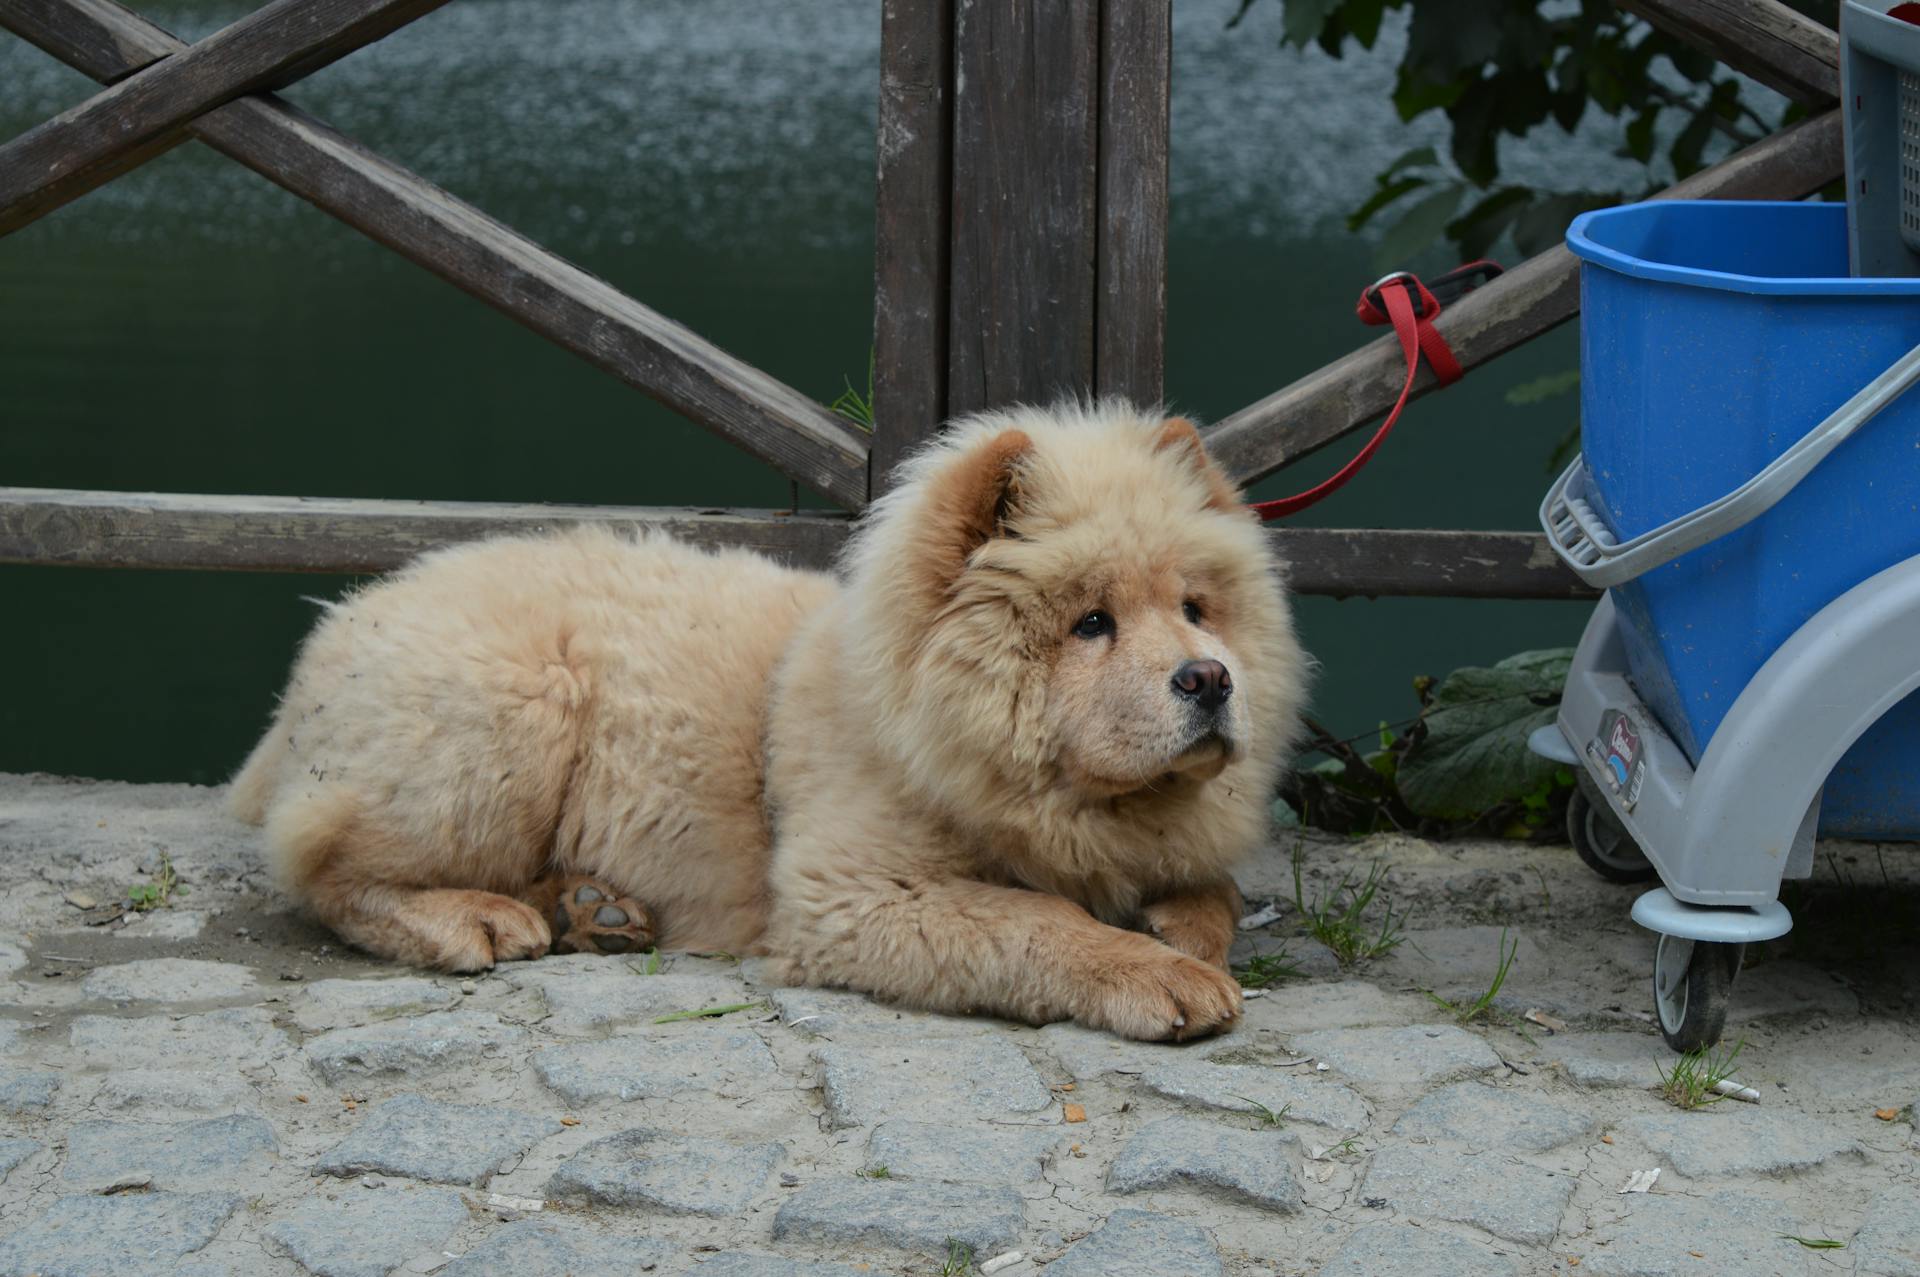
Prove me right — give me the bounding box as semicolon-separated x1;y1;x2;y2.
770;873;1243;1042
1140;878;1242;970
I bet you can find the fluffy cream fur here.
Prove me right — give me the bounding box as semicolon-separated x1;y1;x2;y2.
232;401;1306;1040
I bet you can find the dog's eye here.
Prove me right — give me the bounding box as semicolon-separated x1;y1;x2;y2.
1182;600;1203;625
1072;610;1115;640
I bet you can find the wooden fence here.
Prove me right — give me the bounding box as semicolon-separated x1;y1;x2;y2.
0;0;1846;600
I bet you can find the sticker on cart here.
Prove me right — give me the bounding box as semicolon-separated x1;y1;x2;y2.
1586;710;1647;810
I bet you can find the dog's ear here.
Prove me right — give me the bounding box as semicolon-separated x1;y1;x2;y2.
1154;417;1244;514
918;428;1034;586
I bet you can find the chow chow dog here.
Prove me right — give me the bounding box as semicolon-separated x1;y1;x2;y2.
231;401;1305;1040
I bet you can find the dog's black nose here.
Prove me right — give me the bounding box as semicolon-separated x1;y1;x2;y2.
1171;659;1232;712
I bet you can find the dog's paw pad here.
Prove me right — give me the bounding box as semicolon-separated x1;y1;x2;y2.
550;878;655;956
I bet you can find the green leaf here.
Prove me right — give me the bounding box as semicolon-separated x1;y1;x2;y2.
1384;145;1440;178
1396;648;1576;820
1446;186;1531;260
1282;0;1346;48
1624;106;1659;163
1347;175;1428;232
1372;184;1464;270
1344;0;1390;47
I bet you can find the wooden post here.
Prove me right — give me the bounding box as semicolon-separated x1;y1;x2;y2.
868;0;1171;497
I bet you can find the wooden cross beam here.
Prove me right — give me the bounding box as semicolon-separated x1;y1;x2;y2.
0;0;873;511
0;0;449;232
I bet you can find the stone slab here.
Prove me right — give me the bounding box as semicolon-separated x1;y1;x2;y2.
1620;1109;1860;1178
1579;1191;1811;1276
1852;1184;1920;1277
93;1069;256;1115
266;1185;469;1277
814;1036;1051;1129
1391;1082;1599;1153
1239;980;1413;1033
863;1120;1059;1184
502;960;749;1034
113;909;209;940
771;1179;1025;1255
0;1067;58;1114
1035;1022;1231;1080
304;1010;526;1085
438;1221;673;1277
532;1028;776;1103
1316;1222;1523;1277
64;1115;277;1192
1290;1024;1501;1090
292;977;459;1032
1049;1208;1222;1277
81;958;258;1004
1140;1060;1370;1134
1539;1032;1666;1090
546;1127;782;1215
767;986;992;1039
0;1138;37;1182
0;1191;242;1277
69;1007;291;1068
1106;1116;1302;1212
1359;1144;1574;1246
313;1094;561;1187
694;1255;872;1277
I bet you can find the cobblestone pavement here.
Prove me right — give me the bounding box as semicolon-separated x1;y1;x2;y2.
1;772;1917;1276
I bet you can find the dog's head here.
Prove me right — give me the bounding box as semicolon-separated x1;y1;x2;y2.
842;402;1305;826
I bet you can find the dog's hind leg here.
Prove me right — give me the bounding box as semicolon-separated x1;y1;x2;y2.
267;787;552;972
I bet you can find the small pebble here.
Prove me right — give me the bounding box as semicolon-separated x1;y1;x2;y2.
779;1172;800;1187
64;891;96;910
460;980;477;996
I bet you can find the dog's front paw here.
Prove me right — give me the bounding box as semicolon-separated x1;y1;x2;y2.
1141;901;1233;970
1083;950;1243;1042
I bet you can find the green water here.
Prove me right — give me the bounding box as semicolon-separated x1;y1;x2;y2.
0;0;1634;783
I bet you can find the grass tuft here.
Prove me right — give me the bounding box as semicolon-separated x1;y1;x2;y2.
830;350;876;432
1779;1234;1845;1250
857;1165;891;1180
1229;1095;1291;1128
1292;843;1404;966
940;1238;976;1276
1232;951;1303;989
1656;1038;1746;1110
1423;928;1520;1025
126;851;188;911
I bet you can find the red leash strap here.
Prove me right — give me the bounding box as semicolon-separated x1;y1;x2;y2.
1249;264;1490;522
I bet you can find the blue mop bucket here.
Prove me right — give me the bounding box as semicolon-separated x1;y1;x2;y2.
1562;199;1920;838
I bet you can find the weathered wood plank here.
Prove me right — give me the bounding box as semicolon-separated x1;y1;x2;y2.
0;489;855;574
1204;109;1845;486
0;0;170;82
0;0;449;233
947;0;1100;416
0;488;1593;598
1616;0;1838;105
1095;0;1171;407
870;0;953;496
2;0;873;511
1273;527;1593;600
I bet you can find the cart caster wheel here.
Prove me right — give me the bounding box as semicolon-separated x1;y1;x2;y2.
1567;779;1656;884
1652;935;1744;1053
